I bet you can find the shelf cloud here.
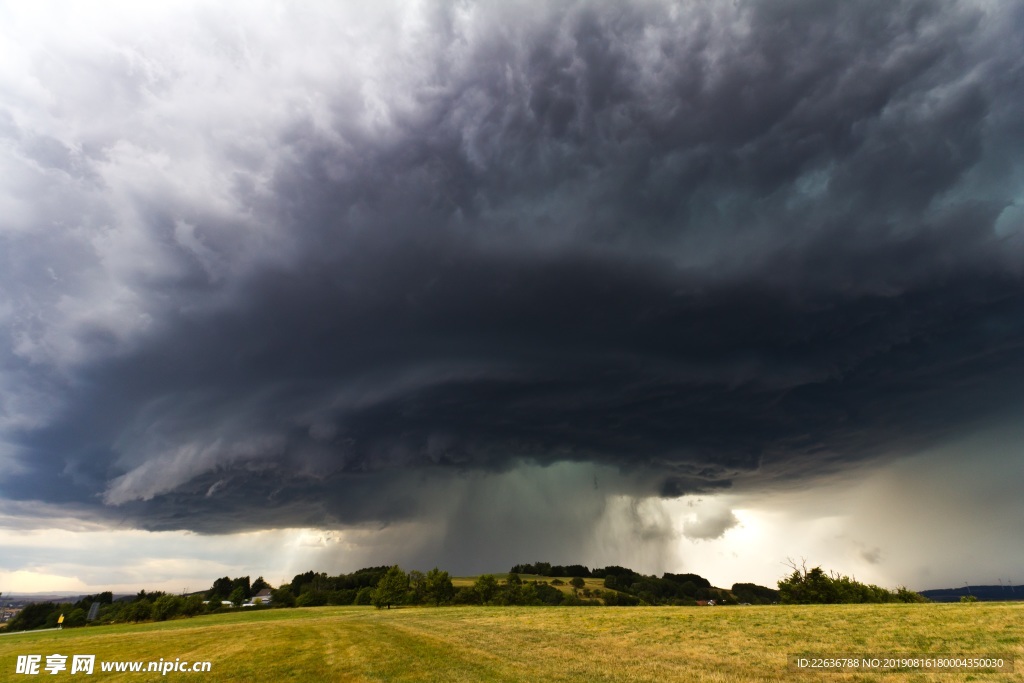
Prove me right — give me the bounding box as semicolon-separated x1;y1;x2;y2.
2;0;1024;583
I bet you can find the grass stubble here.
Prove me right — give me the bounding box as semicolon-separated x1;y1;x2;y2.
1;602;1021;682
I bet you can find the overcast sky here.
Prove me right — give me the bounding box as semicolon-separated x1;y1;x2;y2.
3;0;1024;594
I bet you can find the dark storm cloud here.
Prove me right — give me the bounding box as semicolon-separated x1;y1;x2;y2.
3;0;1024;534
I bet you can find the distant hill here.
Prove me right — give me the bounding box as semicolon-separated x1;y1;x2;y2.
2;593;89;605
919;585;1024;602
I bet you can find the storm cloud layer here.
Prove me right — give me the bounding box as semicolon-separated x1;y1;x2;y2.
3;0;1024;550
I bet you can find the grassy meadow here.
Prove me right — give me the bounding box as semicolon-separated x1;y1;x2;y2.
1;602;1021;682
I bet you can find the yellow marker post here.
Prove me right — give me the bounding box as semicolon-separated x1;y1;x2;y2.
57;614;64;630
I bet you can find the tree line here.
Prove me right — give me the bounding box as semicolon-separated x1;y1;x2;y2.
3;590;209;632
3;560;926;632
777;561;928;604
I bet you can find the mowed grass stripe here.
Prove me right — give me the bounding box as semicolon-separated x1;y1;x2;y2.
1;604;1022;682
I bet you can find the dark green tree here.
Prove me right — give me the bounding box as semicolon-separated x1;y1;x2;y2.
499;573;528;605
731;583;780;604
271;586;296;608
232;576;252;600
372;566;410;610
424;568;455;606
5;602;58;632
210;577;234;599
228;586;247;607
126;599;151;623
474;575;499;604
534;583;564;605
408;570;427;604
296;591;327;607
63;608;87;628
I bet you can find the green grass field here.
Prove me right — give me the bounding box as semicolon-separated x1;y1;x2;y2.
2;603;1021;681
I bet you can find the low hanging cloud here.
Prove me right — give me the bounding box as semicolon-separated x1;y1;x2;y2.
860;546;884;565
683;506;741;541
2;0;1024;553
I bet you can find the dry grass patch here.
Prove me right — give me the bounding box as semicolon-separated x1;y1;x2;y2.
0;603;1021;682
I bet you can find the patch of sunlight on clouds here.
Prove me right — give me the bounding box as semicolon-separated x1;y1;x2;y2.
0;526;356;593
666;493;872;589
0;569;89;593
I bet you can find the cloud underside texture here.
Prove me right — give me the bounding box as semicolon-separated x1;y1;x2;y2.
3;0;1024;534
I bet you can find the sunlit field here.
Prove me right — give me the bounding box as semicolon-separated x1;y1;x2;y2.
1;602;1021;682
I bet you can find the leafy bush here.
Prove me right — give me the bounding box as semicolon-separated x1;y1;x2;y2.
474;575;499;604
533;583;564;605
126;599;152;623
181;595;205;616
271;587;296;607
63;608;87;628
296;591;327;607
601;590;640;606
150;595;183;622
451;586;481;605
327;589;357;605
896;587;929;603
354;587;374;605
